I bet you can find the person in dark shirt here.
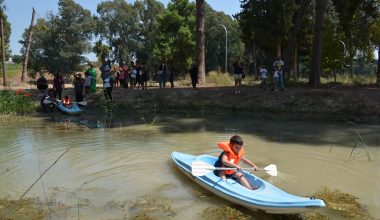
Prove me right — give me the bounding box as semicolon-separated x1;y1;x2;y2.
73;73;85;102
189;63;198;89
36;75;48;93
53;72;64;100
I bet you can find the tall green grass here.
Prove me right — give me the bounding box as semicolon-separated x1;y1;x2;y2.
206;71;233;86
294;74;376;86
0;90;37;115
0;63;22;78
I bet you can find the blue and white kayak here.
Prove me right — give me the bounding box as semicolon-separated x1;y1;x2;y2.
171;151;325;214
56;102;83;115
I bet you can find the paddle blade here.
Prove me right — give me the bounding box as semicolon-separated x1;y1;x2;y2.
191;161;214;176
43;99;52;104
78;101;87;106
264;164;278;176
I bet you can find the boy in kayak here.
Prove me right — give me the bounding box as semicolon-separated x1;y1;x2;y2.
214;135;259;190
62;95;72;108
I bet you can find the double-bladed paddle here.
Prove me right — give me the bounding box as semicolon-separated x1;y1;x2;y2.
191;160;277;177
43;99;88;106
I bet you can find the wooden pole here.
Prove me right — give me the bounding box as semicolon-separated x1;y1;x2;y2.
1;15;6;87
21;8;36;82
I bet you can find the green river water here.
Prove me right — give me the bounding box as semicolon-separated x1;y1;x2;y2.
0;115;379;219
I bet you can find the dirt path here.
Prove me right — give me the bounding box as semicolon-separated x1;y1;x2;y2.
2;80;380;123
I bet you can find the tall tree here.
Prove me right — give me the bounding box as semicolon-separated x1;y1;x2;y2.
133;0;165;71
332;0;378;75
0;0;11;86
195;0;205;83
153;0;195;73
96;0;140;64
204;4;244;72
21;8;35;82
236;0;297;58
309;0;327;87
369;2;380;84
20;0;95;76
284;0;312;77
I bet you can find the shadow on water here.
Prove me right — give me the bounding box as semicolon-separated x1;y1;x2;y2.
42;109;380;149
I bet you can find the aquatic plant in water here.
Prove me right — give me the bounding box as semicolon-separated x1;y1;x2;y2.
312;187;371;219
330;122;373;161
201;206;250;220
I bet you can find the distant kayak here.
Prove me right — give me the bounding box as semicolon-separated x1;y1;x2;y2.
55;102;83;115
171;151;325;214
41;97;84;115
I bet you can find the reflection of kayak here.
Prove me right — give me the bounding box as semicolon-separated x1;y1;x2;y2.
171;152;325;214
56;102;83;115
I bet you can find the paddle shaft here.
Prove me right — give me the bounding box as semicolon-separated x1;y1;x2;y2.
210;167;265;171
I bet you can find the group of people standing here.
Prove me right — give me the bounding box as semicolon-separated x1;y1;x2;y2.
258;57;285;92
232;56;286;94
99;60;152;101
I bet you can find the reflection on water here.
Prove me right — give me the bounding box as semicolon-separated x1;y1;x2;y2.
0;117;379;219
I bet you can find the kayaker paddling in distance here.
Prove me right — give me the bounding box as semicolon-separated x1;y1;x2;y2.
214;135;259;190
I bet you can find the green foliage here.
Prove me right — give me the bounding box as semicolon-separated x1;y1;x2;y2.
96;0;140;63
321;0;345;74
236;0;297;53
153;0;196;73
206;71;233;86
20;0;95;77
134;0;165;70
95;0;165;70
0;1;12;60
0;90;36;115
1;63;22;77
332;0;379;63
11;54;22;64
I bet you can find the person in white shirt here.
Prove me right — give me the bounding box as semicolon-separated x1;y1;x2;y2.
259;66;268;89
84;72;92;95
273;57;285;91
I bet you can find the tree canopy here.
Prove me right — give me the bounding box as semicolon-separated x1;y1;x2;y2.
20;0;95;77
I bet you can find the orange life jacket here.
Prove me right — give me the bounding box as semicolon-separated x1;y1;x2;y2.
63;98;71;106
217;142;245;175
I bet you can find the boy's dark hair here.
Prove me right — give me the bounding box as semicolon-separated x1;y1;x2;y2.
230;135;243;146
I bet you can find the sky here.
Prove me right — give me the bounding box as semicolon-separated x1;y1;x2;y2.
5;0;241;60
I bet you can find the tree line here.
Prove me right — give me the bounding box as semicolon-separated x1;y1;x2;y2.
236;0;380;86
0;0;379;87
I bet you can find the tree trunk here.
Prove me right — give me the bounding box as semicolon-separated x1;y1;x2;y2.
276;44;281;58
252;42;257;78
196;0;205;84
21;8;36;82
284;0;312;76
377;46;380;85
1;16;6;87
293;45;298;80
309;0;327;88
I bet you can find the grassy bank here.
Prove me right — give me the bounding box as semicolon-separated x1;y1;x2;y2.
0;89;37;116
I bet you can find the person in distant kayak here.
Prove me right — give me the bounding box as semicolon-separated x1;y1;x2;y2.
62;95;72;108
214;135;258;190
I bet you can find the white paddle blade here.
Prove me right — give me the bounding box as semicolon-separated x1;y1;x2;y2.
78;101;87;106
43;99;52;104
191;161;214;176
264;164;278;176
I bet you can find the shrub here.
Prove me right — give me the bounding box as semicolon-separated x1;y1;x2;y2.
0;89;36;115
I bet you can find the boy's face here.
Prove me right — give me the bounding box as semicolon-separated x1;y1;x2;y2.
232;143;242;154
